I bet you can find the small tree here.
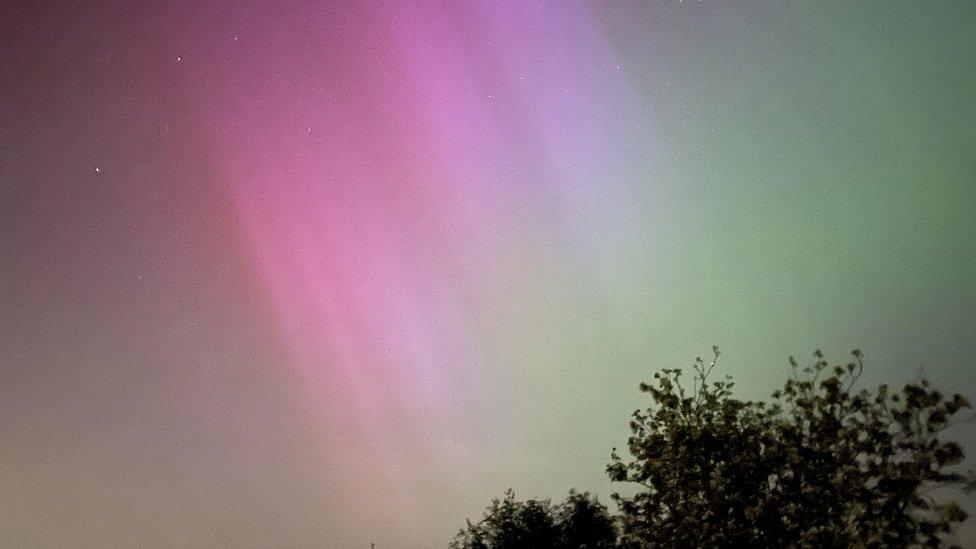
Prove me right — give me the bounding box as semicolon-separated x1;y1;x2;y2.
451;489;617;549
608;347;975;547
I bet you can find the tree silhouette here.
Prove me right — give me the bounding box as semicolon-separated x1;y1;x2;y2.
608;348;975;547
453;348;974;547
451;489;616;549
557;490;618;548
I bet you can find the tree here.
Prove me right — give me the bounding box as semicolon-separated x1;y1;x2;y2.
451;489;617;549
608;347;975;547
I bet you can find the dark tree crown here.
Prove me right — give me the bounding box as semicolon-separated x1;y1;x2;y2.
609;348;974;548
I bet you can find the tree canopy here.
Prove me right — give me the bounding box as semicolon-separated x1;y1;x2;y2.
609;348;974;547
450;489;616;549
454;348;975;548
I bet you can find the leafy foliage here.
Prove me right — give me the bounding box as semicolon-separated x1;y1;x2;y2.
608;347;975;547
451;489;617;549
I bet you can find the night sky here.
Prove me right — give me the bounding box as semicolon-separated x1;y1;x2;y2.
2;2;975;547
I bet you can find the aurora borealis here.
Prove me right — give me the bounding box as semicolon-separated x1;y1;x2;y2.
2;1;975;547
